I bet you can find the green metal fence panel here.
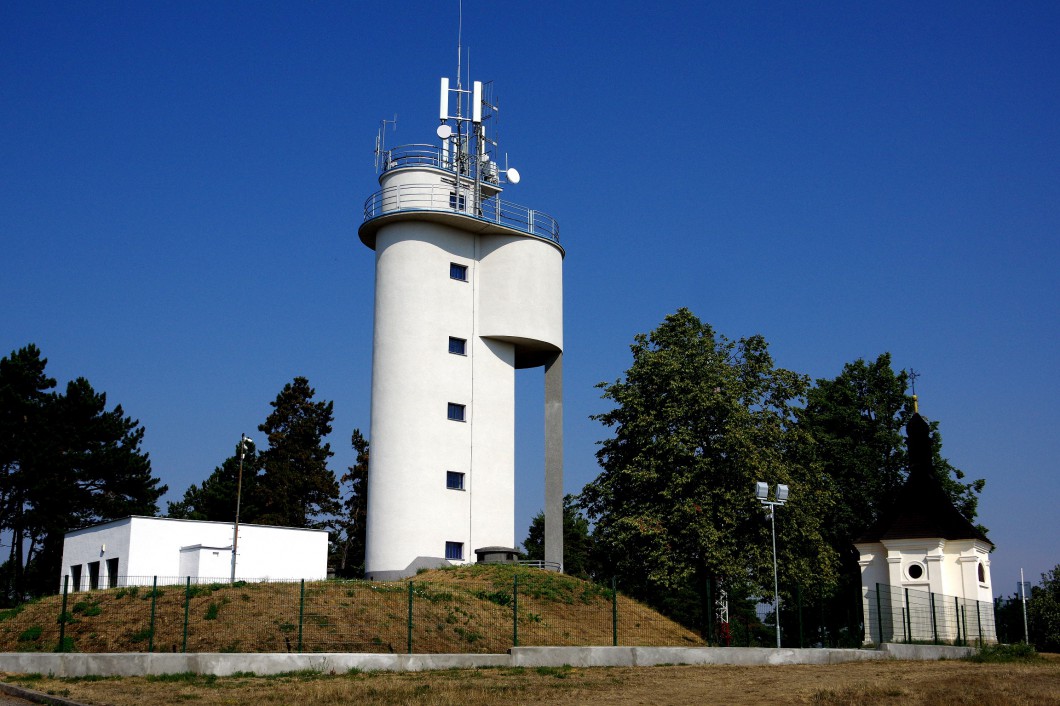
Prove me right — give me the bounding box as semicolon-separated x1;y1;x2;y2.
148;576;158;653
57;575;69;652
23;572;1003;654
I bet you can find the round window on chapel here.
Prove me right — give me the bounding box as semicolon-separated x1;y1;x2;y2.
907;563;924;580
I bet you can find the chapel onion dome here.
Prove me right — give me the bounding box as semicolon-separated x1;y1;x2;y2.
857;406;991;547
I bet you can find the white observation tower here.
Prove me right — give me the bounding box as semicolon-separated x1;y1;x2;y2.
359;74;564;580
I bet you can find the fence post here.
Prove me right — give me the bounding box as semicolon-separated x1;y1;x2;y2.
611;577;618;647
297;579;305;653
904;588;911;642
512;574;518;648
976;601;983;647
797;585;804;648
958;593;966;644
58;575;69;652
930;592;938;644
962;604;968;647
705;579;713;646
182;577;191;653
407;581;414;655
875;583;884;645
148;576;158;653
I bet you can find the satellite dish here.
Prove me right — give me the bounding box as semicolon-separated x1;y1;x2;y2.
506;167;521;184
436;124;452;140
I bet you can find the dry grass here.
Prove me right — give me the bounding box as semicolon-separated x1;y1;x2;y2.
0;565;701;654
2;657;1058;705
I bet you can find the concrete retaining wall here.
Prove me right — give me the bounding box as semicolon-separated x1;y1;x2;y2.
509;646;889;667
879;643;976;660
0;643;974;677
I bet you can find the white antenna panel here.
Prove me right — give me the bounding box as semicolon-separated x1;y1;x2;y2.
506;167;520;184
439;77;449;121
472;81;482;123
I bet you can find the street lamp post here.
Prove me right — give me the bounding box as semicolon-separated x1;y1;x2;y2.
231;433;253;583
755;481;789;649
1019;569;1030;644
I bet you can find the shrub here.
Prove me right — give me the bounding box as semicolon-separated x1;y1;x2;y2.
966;642;1042;663
18;625;43;642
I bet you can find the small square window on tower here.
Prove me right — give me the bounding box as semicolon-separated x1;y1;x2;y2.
449;191;466;211
446;471;465;490
448;337;467;355
445;541;464;561
450;262;468;281
447;402;466;421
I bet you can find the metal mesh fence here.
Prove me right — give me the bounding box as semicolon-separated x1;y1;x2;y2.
863;582;997;646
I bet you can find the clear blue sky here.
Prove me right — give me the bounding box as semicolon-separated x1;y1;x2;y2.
3;2;1057;593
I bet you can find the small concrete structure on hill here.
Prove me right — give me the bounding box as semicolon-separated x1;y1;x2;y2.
60;516;328;591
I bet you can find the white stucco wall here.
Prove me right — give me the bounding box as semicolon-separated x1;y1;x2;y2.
60;517;328;591
363;164;563;578
856;537;995;644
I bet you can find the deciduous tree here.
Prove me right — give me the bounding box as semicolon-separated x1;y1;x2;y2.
1029;565;1060;652
580;309;838;636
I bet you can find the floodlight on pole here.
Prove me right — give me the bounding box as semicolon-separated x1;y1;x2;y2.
756;481;788;648
232;434;253;583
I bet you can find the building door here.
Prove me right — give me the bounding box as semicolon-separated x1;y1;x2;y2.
106;558;119;588
70;565;82;592
88;561;100;590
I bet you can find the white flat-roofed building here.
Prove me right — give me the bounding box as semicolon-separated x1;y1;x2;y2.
60;516;328;591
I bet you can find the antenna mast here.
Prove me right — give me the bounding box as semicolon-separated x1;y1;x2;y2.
373;115;397;173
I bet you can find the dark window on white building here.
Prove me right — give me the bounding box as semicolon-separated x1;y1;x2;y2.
448;337;467;355
445;541;464;560
450;263;468;281
446;471;465;490
447;403;466;421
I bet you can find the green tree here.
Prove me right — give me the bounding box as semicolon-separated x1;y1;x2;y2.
1028;565;1060;652
580;309;838;636
522;495;598;581
0;345;166;599
332;429;368;577
167;439;261;522
798;354;910;557
255;377;338;528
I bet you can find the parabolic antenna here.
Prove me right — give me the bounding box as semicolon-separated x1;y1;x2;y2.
436;124;452;140
506;167;521;184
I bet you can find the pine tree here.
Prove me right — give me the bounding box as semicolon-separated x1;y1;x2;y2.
167;440;261;522
333;429;368;577
0;345;166;598
255;377;338;528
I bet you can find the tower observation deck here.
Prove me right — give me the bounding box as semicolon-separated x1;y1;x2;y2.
359;76;564;580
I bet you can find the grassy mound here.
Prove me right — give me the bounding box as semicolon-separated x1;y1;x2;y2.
0;565;702;654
